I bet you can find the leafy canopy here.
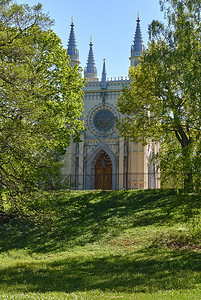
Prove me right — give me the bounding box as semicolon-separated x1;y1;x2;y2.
117;0;201;191
0;0;85;203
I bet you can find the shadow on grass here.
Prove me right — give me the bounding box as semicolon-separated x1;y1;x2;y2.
1;249;201;294
0;189;201;253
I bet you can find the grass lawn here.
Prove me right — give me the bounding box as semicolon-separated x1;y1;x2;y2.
0;189;201;299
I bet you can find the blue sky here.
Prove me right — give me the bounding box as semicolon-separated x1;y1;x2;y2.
17;0;165;79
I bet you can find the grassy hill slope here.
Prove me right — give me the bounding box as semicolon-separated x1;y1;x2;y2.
0;189;201;299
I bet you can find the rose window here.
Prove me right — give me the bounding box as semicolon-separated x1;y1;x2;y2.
93;109;115;132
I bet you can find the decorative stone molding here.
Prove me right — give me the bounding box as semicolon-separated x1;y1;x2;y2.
85;140;118;189
87;104;119;136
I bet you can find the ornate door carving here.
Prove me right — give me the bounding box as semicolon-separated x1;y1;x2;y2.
94;151;112;190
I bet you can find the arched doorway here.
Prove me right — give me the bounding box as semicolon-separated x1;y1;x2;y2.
94;151;112;190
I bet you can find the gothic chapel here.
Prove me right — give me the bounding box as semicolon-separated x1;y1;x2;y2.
63;16;160;190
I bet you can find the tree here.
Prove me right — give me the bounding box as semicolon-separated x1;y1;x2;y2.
117;0;201;191
0;0;85;212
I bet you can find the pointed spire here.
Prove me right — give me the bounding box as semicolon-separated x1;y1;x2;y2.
84;37;98;81
101;59;107;89
131;13;144;58
67;17;80;67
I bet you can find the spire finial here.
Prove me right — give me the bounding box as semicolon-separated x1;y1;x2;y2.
137;11;139;19
84;37;97;80
71;16;73;23
67;18;79;65
130;14;144;59
101;58;107;89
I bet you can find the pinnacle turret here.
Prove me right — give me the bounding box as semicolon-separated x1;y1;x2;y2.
84;37;98;81
101;59;107;89
67;17;80;67
130;13;144;67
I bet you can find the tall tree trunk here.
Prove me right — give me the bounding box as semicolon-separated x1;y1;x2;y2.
0;186;4;225
175;125;193;191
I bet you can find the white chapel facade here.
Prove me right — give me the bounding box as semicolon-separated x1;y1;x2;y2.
63;16;160;190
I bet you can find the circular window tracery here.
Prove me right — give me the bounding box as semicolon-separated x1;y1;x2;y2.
88;105;118;136
93;109;115;132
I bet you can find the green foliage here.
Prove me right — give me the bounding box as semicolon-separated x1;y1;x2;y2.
0;189;201;299
0;1;85;206
117;0;201;191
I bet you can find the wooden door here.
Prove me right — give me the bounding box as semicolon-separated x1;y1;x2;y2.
94;152;112;190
